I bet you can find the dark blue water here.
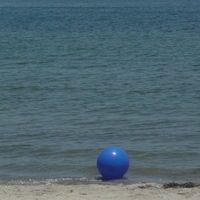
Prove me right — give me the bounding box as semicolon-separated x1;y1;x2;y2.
0;0;200;184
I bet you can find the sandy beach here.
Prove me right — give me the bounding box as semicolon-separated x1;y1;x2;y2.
0;182;200;200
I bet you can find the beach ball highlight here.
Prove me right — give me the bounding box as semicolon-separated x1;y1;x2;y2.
97;146;129;180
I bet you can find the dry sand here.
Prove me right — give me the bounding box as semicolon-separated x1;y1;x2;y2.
0;182;200;200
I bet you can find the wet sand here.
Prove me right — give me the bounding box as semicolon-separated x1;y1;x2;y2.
0;182;200;200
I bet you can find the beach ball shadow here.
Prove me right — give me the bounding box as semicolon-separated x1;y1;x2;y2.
97;147;129;180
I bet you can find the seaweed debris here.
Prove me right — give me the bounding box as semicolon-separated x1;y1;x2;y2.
163;182;200;189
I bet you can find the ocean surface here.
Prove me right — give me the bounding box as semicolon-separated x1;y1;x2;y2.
0;0;200;184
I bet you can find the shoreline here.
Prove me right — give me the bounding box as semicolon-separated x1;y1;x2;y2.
0;182;199;200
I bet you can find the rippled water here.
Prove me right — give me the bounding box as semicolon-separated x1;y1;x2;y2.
0;0;200;183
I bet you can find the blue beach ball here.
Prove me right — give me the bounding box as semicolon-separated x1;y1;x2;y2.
97;146;129;180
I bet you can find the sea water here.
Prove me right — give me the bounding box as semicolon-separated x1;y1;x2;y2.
0;0;200;184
